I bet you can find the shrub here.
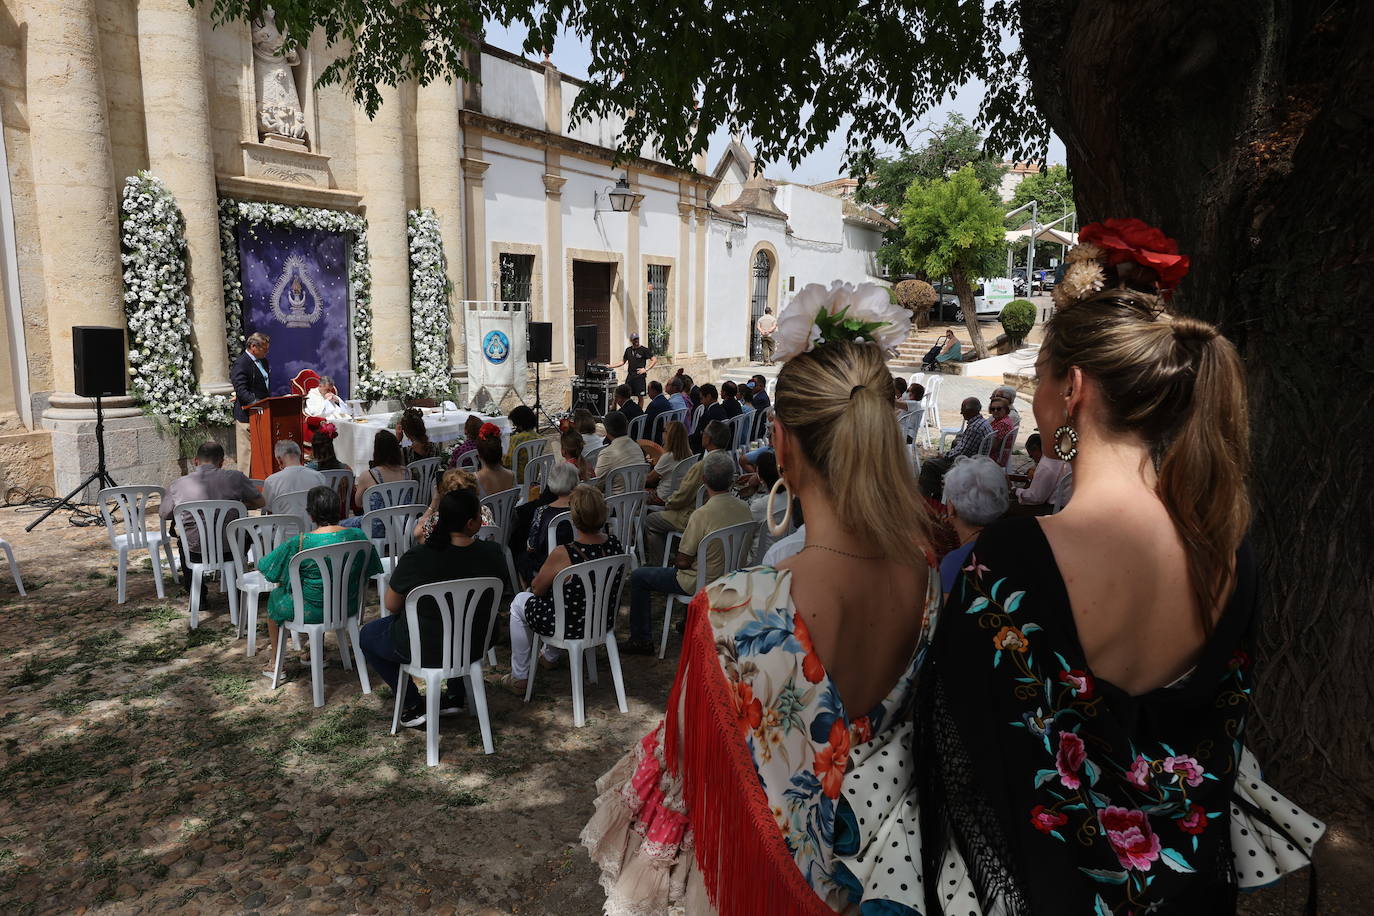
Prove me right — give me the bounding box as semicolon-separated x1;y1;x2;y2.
894;279;938;311
1000;298;1036;344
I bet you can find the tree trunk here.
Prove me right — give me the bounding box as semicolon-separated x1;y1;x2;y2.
951;268;989;358
1020;0;1374;797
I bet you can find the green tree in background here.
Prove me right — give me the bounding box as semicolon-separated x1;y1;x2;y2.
1005;164;1075;273
855;114;1005;276
899;166;1006;358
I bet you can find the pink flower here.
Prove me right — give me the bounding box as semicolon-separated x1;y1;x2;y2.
1178;803;1209;836
1057;668;1095;699
1055;731;1087;790
962;553;990;576
1030;805;1068;834
1126;755;1152;789
1162;755;1205;788
1099;806;1162;871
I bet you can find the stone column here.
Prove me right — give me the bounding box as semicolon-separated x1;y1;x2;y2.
461;154;490;303
354;84;411;374
416;77;465;372
543;171;568;366
27;0;127;400
624;170;642;340
677;197;693;360
694;201;709;355
136;0;230;394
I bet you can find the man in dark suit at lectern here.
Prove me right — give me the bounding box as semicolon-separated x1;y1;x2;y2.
231;332;272;473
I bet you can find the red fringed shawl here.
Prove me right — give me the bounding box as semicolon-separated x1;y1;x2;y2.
664;591;838;916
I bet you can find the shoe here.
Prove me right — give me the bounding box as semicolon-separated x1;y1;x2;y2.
498;673;528;695
438;692;466;716
621;639;655;656
399;707;427;728
537;653;563;671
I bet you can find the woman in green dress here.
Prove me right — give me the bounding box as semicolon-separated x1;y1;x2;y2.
258;485;382;676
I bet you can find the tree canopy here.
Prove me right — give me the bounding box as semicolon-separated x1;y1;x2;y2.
193;0;1045;173
1005;163;1074;227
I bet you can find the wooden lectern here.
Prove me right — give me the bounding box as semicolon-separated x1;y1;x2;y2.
247;394;304;480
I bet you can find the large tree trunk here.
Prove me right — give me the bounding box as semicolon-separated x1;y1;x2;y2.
1019;0;1374;797
951;268;990;358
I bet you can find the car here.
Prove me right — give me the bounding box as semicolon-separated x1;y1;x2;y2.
934;277;1016;323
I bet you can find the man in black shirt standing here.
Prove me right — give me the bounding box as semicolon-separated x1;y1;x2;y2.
609;332;656;406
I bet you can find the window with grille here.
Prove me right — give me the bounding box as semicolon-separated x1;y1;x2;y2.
646;264;670;355
498;253;534;302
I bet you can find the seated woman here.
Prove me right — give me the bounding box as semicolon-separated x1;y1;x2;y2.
475;424;515;498
937;455;1008;600
641;420;690;505
258;486;382;678
358;488;511;727
396;407;438;464
987;396;1017;466
505;485;624;693
574;408;604;451
517;462;580;585
746;450;790;563
342;430;409;535
306;429;349;473
503;405;541;481
1007;432;1073;517
304;375;353;420
560;429;592;481
447;414;484;467
921;329;957;371
414;468;494;542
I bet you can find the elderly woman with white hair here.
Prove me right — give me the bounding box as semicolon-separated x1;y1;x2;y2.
516;461;582;584
304;375;354;420
939;455;1009;598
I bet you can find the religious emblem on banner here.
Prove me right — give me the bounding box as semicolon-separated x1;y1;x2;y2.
483;329;511;364
270;254;323;328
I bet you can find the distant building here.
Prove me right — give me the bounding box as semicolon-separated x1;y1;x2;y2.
998;161;1042;201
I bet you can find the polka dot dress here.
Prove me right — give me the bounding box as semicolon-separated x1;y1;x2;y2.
524;536;625;639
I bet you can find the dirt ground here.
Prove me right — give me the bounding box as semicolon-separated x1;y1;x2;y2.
0;502;1367;915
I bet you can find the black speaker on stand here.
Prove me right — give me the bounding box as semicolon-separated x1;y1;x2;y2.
526;321;557;429
573;324;599;377
27;327;126;531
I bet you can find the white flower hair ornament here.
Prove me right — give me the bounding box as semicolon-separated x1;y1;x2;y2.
771;281;911;363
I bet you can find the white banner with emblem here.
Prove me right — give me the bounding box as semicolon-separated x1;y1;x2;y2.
463;300;528;410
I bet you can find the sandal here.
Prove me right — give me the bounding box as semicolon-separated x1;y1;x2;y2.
498;673;528;695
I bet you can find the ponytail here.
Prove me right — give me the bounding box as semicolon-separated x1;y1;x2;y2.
774;341;931;565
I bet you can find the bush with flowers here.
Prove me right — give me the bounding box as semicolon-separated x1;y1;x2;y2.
407;208;453;399
119;172;234;427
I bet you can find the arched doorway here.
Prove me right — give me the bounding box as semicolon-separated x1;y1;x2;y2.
749;249;772;361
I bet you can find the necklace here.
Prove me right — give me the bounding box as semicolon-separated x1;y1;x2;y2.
801;544;882;561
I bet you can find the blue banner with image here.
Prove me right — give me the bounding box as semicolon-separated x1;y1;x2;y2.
237;223;352;399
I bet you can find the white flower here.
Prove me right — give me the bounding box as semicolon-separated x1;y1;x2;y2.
772;281;911;362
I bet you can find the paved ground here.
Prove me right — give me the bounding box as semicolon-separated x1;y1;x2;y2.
0;482;1364;914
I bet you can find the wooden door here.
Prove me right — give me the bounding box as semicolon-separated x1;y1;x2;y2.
572;260;613;364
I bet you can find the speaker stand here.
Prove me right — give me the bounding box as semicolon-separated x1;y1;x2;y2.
530;362;560;431
26;394;118;532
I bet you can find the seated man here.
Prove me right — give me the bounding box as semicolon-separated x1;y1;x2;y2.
594;410;645;494
688;383;728;452
623;451;753;654
160;440;264;599
918;397;993;500
719;380;745;418
262;439;327;516
304;375;353;420
749;375;771;411
642;380;671;442
642;419;732;563
612;383;642;425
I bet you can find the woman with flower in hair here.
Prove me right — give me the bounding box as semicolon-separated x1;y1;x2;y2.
474;422;514;498
583;282;942;915
913;219;1322;914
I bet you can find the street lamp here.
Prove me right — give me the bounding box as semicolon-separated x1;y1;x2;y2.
596;174;640;214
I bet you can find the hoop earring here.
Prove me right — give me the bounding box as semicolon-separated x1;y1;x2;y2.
1052;424;1079;462
765;475;793;537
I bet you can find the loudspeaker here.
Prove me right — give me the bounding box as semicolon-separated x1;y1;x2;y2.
528;322;553;363
573;324;599;363
73;326;127;398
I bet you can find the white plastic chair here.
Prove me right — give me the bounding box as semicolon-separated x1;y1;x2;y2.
603;463;648;496
473;524;518;665
363;503;427;613
605;491;647;566
543;510;574;554
408;457;443;503
659;520;755;659
268;539;374;707
749;406;773;447
319;469;355;518
524;554;631;727
456;450;480;471
98;485;177;604
390;576;504;763
922;375;944;446
366;480;420;510
272;488;313;532
0;536;25;596
727;414;752;453
512;438;548;487
651;407;688;443
582;445;605;470
175;499;245;629
480;487;521;543
523;452;555;503
626;413;648;442
227;515;302;657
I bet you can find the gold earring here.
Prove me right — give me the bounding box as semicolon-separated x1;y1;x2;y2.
1052;420;1079;461
765;473;793;537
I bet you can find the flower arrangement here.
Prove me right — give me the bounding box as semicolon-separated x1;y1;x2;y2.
407;208;453;399
1052;218;1190;310
119;172;233;427
771;281;911;363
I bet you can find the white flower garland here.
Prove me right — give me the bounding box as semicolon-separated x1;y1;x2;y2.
217;197;389;399
119;172;233;426
406;208;453;399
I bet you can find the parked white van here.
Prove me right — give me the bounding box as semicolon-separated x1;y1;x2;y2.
935;277;1017;321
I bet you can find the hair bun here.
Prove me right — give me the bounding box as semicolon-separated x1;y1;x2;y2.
1172;316;1218;343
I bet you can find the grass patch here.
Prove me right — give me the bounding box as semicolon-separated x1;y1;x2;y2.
47;689;99;716
123;639;182;666
290;705;373;755
128;673;178;699
207;671;254;702
77;630;126;656
139;604;182;624
185;626;225;649
5;656;69;690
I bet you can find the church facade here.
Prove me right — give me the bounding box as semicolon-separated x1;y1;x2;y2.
0;1;887;497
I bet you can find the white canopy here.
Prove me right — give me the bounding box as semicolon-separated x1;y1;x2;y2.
1005;223;1078;247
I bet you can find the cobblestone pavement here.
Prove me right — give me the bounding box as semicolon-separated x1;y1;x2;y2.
0;505;673;916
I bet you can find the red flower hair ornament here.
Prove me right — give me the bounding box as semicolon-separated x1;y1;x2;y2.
478;422;502;441
317;422;338;439
1078;218;1191;292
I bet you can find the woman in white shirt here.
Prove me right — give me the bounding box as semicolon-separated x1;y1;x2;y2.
1010;432;1073;515
573;409;605;451
305;375;353;420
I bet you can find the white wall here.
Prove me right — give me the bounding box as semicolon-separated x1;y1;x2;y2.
562;85;626;150
774;184;841;245
481;54;546;131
